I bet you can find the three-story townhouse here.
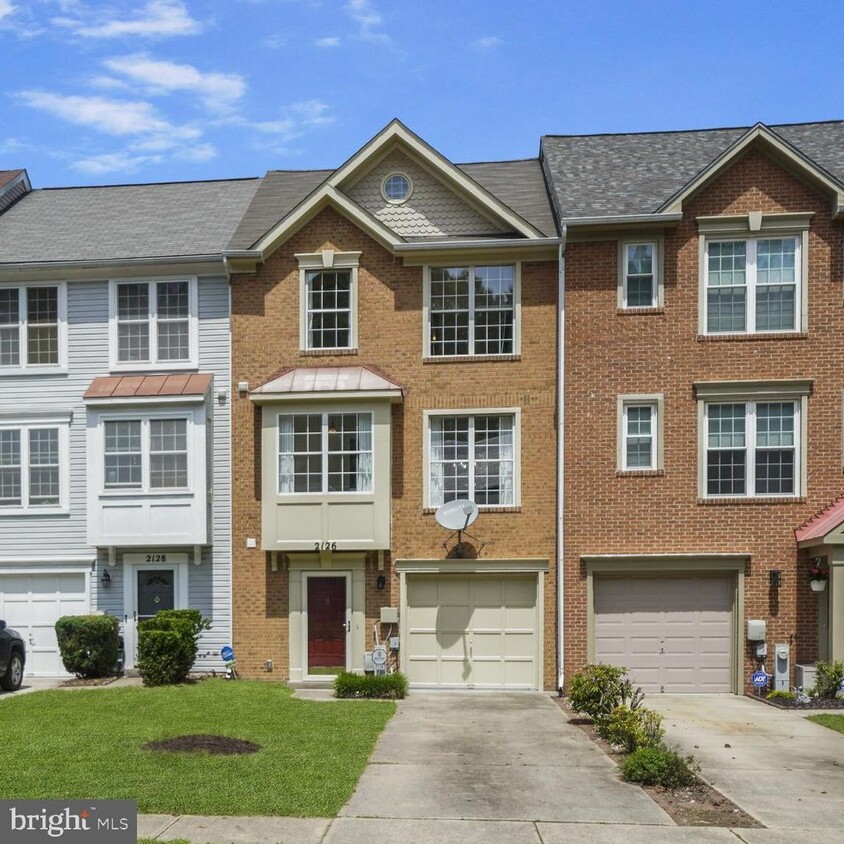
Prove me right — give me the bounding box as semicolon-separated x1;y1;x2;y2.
0;172;258;676
228;121;562;689
543;121;844;693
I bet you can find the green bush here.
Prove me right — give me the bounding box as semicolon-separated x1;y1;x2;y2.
766;690;796;701
814;660;844;700
568;664;632;720
137;609;210;687
333;672;408;699
55;615;120;678
596;705;664;753
621;746;698;788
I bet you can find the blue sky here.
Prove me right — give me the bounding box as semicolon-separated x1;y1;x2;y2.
2;0;843;187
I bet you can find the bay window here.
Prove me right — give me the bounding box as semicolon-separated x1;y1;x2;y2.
103;417;189;491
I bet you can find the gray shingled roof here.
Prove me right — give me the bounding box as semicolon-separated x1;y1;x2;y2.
228;170;331;250
0;178;260;264
227;159;557;250
541;121;844;221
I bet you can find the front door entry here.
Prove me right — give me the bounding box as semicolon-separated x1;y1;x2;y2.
306;575;348;677
137;569;175;623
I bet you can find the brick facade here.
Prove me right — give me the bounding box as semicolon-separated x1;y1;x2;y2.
563;146;843;691
231;206;559;688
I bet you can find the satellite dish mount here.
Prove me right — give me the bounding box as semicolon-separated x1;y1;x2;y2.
434;499;486;559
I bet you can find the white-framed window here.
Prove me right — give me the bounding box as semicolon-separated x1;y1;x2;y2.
425;411;519;507
425;264;518;357
0;283;67;372
109;278;198;369
621;242;658;308
704;400;799;497
0;419;69;511
704;237;800;334
278;412;373;494
622;402;657;470
304;270;354;350
102;416;190;492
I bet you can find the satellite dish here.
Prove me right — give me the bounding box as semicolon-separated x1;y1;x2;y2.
435;498;479;532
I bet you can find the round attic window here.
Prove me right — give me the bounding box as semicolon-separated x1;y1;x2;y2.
381;172;412;203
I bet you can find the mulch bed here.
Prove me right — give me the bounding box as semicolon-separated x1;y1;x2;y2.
554;698;761;828
143;735;261;755
748;694;844;710
60;677;119;687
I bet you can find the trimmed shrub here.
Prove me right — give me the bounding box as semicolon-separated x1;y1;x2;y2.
568;664;630;720
55;615;120;678
333;672;408;699
766;690;796;701
621;746;698;788
137;609;210;687
814;660;844;699
596;705;664;753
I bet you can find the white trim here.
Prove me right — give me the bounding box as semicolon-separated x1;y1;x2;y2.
108;276;199;372
700;396;805;499
84;394;207;408
422;407;521;509
301;570;352;681
0;418;70;515
298;255;359;353
618;240;661;309
97;409;194;496
0;281;68;375
617;395;663;472
122;557;189;670
700;234;804;336
251;389;402;405
423;263;521;359
380;171;414;204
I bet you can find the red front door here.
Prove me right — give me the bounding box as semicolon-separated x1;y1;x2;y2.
307;576;347;676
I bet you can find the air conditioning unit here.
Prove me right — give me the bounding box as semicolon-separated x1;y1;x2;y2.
795;663;816;691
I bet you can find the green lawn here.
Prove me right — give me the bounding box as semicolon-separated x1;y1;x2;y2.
6;680;394;816
808;713;844;734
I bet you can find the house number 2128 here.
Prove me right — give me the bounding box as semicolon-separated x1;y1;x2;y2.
314;542;337;551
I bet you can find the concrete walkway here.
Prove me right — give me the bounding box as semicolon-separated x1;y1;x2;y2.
651;694;844;830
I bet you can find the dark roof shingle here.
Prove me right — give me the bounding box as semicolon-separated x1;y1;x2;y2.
540;121;844;220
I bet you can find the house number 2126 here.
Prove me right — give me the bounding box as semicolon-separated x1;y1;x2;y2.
314;542;337;551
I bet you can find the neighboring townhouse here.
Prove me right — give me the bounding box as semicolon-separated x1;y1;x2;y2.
227;121;562;689
0;173;258;676
542;121;844;693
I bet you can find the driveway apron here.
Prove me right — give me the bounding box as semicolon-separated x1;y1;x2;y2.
651;694;844;829
340;691;670;825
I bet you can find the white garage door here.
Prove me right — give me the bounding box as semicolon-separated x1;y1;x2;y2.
594;575;733;694
0;572;89;677
405;575;538;689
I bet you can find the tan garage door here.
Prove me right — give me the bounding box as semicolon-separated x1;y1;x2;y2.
405;575;538;689
594;575;734;694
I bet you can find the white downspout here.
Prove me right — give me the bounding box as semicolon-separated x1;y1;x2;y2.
556;226;567;692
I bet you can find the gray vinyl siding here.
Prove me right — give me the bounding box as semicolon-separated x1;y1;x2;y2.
0;274;232;673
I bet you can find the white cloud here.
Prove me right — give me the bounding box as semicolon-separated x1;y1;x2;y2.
345;0;388;42
18;91;200;140
73;151;162;174
0;1;15;22
264;33;287;49
54;0;201;39
471;36;502;51
229;99;334;143
103;54;246;113
315;36;340;47
174;143;217;163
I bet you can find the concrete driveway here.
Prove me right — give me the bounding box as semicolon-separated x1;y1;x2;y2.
339;692;670;827
651;694;844;830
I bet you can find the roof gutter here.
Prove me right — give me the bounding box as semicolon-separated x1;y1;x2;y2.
393;236;560;253
561;212;683;228
0;254;227;273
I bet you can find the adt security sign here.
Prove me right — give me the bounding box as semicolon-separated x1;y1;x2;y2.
752;670;769;688
221;645;235;662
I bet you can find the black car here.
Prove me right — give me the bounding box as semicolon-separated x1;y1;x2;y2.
0;620;25;692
